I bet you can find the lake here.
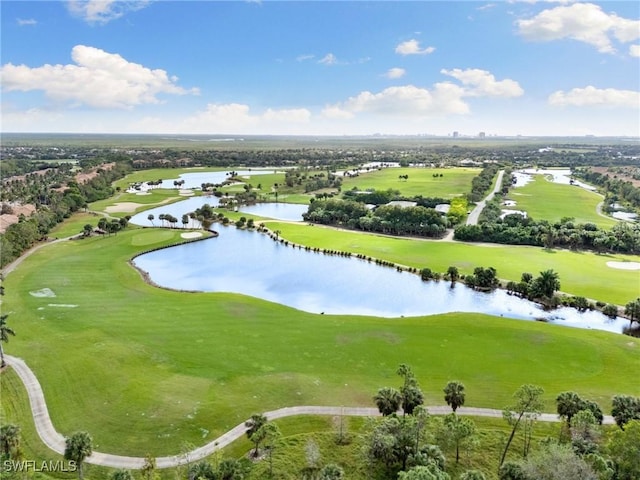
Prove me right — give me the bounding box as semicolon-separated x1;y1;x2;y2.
131;207;627;333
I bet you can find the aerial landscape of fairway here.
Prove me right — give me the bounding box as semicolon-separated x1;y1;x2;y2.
2;156;639;471
2;0;640;478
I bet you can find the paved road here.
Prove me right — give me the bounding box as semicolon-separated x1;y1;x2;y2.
4;354;615;470
466;170;505;226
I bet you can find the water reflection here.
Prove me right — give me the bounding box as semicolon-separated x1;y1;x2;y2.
132;225;627;333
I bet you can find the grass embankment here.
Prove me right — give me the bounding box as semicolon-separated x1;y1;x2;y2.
264;221;639;306
508;175;616;228
341;167;480;199
2;226;639;457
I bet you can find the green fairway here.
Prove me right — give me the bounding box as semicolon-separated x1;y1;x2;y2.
265;221;639;306
2;227;639;457
507;175;616;228
340;167;480;198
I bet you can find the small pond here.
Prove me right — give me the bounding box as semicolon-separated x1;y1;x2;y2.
131;217;628;333
129;196;307;224
156;169;279;189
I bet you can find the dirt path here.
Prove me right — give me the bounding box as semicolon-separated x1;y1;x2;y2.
4;354;615;469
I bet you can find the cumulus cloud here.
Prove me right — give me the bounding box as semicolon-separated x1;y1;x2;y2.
17;18;37;26
384;67;406;79
629;44;640;58
548;86;640;108
318;53;338;65
0;45;198;109
322;68;523;121
395;39;436;55
516;3;640;54
138;103;311;134
440;68;524;97
67;0;151;24
322;84;469;119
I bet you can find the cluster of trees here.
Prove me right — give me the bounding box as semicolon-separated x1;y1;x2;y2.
303;199;449;237
455;213;640;254
574;168;640;210
0;162;131;267
469;165;500;202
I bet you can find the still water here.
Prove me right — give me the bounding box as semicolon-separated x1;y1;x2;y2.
131;214;627;333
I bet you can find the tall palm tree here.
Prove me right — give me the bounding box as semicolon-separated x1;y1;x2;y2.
443;381;466;412
64;431;93;480
373;387;402;416
0;314;16;368
147;214;154;226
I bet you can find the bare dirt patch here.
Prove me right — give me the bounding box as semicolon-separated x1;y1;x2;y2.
75;163;116;184
0;203;36;233
606;261;640;270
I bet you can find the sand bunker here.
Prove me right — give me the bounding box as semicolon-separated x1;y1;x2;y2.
105;202;142;213
181;232;203;239
606;261;640;270
47;304;78;308
179;190;194;196
29;288;56;298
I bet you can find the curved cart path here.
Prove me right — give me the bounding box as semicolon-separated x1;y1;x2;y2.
4;354;614;470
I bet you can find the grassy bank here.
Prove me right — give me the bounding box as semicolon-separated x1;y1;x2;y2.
264;221;639;305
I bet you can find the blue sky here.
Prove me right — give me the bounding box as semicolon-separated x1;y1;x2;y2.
1;1;639;136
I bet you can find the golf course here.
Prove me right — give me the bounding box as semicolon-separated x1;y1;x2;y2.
1;162;639;480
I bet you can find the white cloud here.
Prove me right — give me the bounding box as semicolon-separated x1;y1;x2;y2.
66;0;151;24
137;103;312;134
296;54;315;62
318;53;338;65
516;3;640;54
322;68;523;121
549;86;640;108
440;68;524;97
323;84;469;119
0;45;198;109
395;39;436;56
385;67;406;79
630;45;640;58
17;18;37;26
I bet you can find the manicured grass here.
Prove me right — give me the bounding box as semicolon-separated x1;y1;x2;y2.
264;221;640;306
2;227;639;458
89;189;186;218
507;175;616;228
340;167;480;199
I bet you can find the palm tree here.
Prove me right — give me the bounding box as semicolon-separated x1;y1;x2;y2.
245;414;267;457
443;380;466;412
147;214;154;226
0;314;16;368
532;269;561;299
373;387;402;416
64;431;93;480
624;298;640;328
447;266;460;288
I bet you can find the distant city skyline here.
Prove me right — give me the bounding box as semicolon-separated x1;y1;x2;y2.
1;1;639;137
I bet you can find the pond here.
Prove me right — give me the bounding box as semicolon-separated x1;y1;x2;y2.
156;169;280;189
130;210;628;333
129;196;307;224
